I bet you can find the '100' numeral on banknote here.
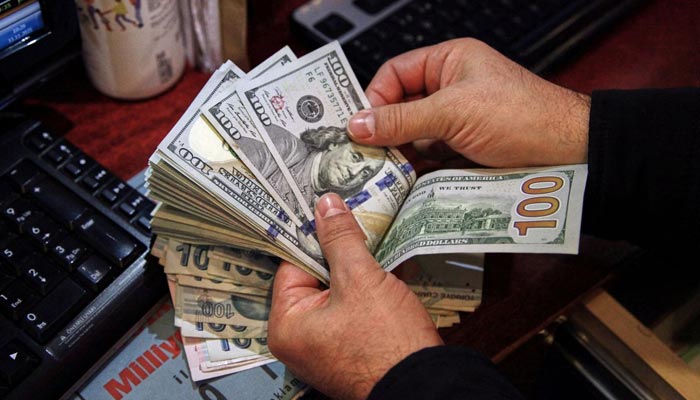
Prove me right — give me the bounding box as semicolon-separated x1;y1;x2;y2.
513;174;570;235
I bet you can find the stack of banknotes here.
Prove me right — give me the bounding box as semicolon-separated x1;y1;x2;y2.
145;41;588;379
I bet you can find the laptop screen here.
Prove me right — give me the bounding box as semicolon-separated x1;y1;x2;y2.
0;1;46;55
0;0;80;110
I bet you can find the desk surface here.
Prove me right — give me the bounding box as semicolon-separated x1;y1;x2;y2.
17;0;700;363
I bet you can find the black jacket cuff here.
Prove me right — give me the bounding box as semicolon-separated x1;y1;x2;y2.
367;346;523;400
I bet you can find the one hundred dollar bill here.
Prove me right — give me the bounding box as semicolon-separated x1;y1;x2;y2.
202;47;308;228
376;165;588;271
239;41;416;257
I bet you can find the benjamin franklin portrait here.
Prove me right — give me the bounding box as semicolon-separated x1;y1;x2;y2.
240;124;386;207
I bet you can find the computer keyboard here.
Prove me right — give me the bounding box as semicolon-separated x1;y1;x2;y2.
0;115;166;399
292;0;646;85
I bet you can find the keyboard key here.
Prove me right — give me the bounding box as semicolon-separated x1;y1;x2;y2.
388;9;416;29
119;192;155;221
24;215;66;252
0;281;38;320
408;1;434;16
20;254;66;295
6;160;45;194
136;215;151;233
368;25;391;42
0;341;39;388
51;236;90;271
21;278;87;343
43;140;79;167
0;180;19;208
100;189;118;204
117;202;137;219
0;237;34;275
100;180;130;206
47;139;78;161
353;0;397;14
314;13;354;39
2;198;41;234
75;213;141;268
0;273;13;291
80;167;114;192
435;6;463;24
453;0;476;12
492;25;517;45
61;152;96;180
44;148;66;166
75;255;113;292
29;178;89;230
23;129;57;153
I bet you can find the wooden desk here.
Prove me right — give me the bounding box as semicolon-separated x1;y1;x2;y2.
15;0;699;365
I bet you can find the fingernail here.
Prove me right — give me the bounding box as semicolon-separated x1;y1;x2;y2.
317;193;348;219
348;109;375;140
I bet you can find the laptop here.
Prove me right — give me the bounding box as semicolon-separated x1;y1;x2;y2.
0;1;166;399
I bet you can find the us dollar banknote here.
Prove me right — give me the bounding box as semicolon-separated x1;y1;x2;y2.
201;47;307;227
154;55;293;230
239;41;416;256
375;165;588;271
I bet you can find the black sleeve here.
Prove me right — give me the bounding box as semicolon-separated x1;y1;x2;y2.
367;346;524;400
368;88;700;400
583;88;700;252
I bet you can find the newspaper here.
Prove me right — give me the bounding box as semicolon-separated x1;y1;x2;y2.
74;299;307;400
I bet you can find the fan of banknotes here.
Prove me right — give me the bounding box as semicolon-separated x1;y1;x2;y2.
145;41;588;380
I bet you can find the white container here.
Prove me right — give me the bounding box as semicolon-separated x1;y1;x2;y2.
76;0;186;100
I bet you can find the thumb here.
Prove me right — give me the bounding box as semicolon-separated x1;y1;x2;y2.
315;193;382;289
347;98;446;147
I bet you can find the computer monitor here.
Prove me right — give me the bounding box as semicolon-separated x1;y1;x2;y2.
0;0;80;110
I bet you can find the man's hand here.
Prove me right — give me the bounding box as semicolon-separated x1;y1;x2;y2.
347;38;591;167
268;193;444;400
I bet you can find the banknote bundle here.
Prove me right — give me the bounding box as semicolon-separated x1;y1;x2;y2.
150;236;279;381
147;42;417;285
145;41;588;378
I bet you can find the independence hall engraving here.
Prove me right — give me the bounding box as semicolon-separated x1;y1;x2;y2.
381;189;511;254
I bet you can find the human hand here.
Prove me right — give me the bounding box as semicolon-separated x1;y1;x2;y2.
268;193;444;400
347;38;590;167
